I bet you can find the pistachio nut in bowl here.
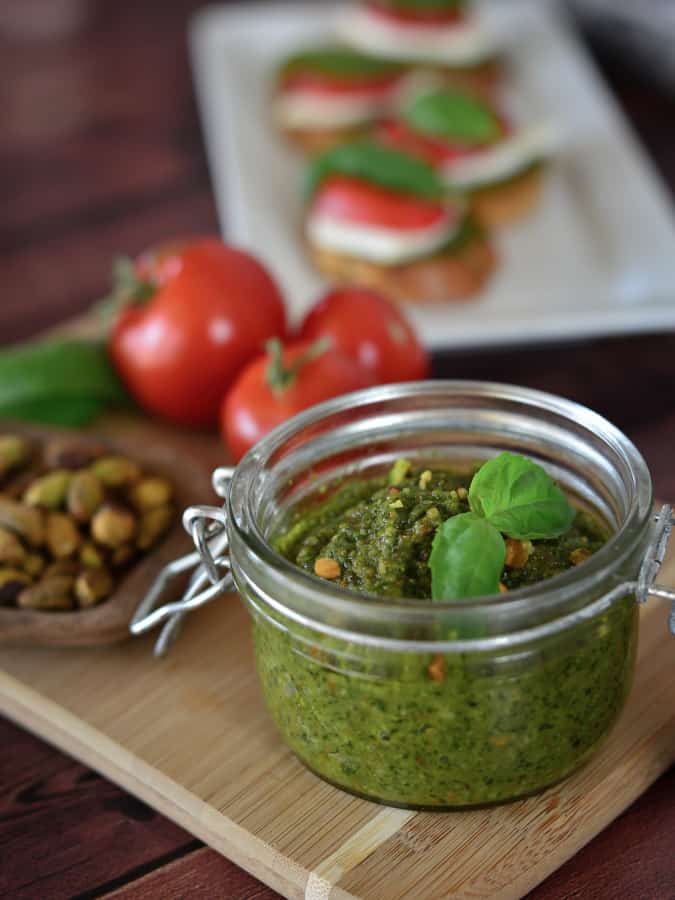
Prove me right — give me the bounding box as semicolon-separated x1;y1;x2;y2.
133;382;675;810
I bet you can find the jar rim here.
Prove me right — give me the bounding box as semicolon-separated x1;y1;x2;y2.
228;381;652;632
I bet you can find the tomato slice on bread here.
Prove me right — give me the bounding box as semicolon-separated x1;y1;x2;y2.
279;47;406;96
311;174;452;230
375;119;473;166
281;70;404;97
366;0;465;26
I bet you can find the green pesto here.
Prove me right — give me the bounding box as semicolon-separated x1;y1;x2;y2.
278;465;606;598
250;464;636;808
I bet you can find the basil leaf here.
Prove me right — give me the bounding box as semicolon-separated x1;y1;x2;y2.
379;0;464;12
404;90;499;145
281;47;404;80
305;142;445;201
430;512;505;600
0;396;109;428
469;452;575;540
0;339;131;427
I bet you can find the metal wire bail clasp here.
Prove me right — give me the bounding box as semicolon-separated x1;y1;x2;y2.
636;504;675;635
130;466;235;656
182;504;230;587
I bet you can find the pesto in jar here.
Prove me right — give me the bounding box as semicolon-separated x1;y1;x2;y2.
247;462;637;808
276;463;607;598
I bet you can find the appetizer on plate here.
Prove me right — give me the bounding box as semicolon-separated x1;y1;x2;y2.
338;0;499;98
375;87;557;226
274;46;410;154
304;141;496;304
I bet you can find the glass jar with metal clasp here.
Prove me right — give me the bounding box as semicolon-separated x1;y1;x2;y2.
132;382;675;809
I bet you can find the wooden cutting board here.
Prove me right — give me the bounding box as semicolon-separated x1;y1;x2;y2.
1;414;675;900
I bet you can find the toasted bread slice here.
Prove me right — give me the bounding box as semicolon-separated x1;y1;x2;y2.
308;232;497;304
470;166;544;228
282;124;371;156
437;59;501;100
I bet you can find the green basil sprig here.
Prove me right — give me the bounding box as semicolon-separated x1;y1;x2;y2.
305;141;446;202
0;339;131;427
469;452;576;539
378;0;465;12
430;453;575;601
281;47;405;80
429;512;506;600
404;89;500;145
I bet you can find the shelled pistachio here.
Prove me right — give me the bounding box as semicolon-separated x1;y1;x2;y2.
0;436;31;479
75;568;114;608
129;476;173;512
91;505;136;548
0;498;44;546
17;575;75;611
79;541;105;569
23;552;46;578
67;470;104;522
110;543;136;568
136;505;173;550
0;526;26;566
91;456;141;488
46;512;82;558
24;470;71;509
43;559;80;578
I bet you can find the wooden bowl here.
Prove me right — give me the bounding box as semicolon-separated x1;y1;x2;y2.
0;422;216;647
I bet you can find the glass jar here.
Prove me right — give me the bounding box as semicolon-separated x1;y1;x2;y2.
134;382;674;809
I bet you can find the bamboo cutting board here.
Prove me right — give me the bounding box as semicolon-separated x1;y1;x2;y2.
1;415;675;899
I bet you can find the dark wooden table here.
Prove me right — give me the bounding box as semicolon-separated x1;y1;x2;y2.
2;2;675;898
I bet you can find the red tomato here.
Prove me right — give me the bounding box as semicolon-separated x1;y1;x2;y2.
375;119;476;166
299;287;429;383
222;340;374;461
110;239;287;426
367;0;464;25
312;174;449;230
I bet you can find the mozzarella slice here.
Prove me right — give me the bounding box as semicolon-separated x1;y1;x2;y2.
306;210;459;265
441;122;559;189
338;5;495;66
274;87;392;130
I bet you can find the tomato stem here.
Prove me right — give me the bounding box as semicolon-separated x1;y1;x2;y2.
95;257;156;327
265;337;331;394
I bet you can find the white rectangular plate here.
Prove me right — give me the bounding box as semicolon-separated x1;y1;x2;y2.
190;0;675;349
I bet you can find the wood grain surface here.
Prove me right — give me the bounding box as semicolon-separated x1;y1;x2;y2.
1;554;674;900
1;1;675;898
